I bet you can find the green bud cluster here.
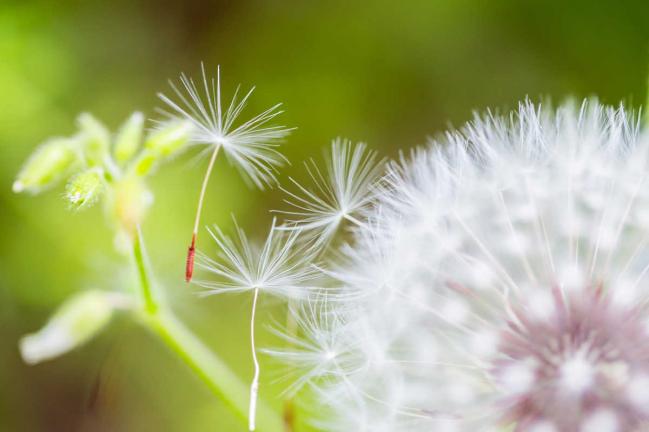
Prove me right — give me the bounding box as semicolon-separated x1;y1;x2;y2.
13;113;192;231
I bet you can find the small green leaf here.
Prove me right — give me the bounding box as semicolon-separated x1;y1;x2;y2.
19;290;128;365
132;151;157;176
78;113;110;166
144;120;192;157
130;121;192;176
13;137;79;194
114;112;144;163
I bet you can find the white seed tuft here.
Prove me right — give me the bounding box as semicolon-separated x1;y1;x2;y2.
158;64;293;189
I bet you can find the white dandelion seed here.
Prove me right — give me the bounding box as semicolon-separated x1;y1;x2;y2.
275;139;385;245
158;64;293;282
274;100;649;431
195;218;318;431
158;64;293;189
262;299;364;396
196;218;319;298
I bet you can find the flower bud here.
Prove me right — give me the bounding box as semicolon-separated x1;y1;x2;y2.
108;176;153;235
78;113;110;166
144;121;192;157
65;168;104;210
19;290;123;365
13;138;78;194
114;112;144;163
132;151;157;176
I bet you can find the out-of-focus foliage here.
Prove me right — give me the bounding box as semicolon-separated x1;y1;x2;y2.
1;0;649;430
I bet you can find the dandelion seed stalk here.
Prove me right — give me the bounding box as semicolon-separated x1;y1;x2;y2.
186;144;221;282
249;287;261;431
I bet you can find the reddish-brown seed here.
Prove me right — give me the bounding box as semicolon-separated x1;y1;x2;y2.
185;234;196;282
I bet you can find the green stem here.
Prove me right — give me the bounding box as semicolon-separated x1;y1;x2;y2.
132;227;284;432
133;228;157;314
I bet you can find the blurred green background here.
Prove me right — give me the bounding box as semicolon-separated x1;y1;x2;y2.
2;0;649;430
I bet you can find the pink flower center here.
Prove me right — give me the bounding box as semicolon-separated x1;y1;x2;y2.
492;286;649;431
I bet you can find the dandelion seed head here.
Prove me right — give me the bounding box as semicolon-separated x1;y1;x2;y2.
275;99;649;431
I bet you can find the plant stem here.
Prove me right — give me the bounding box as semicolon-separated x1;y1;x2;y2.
133;228;157;314
132;227;284;432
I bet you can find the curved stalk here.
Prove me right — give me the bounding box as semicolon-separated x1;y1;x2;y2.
133;227;284;432
249;288;261;431
186;144;221;282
